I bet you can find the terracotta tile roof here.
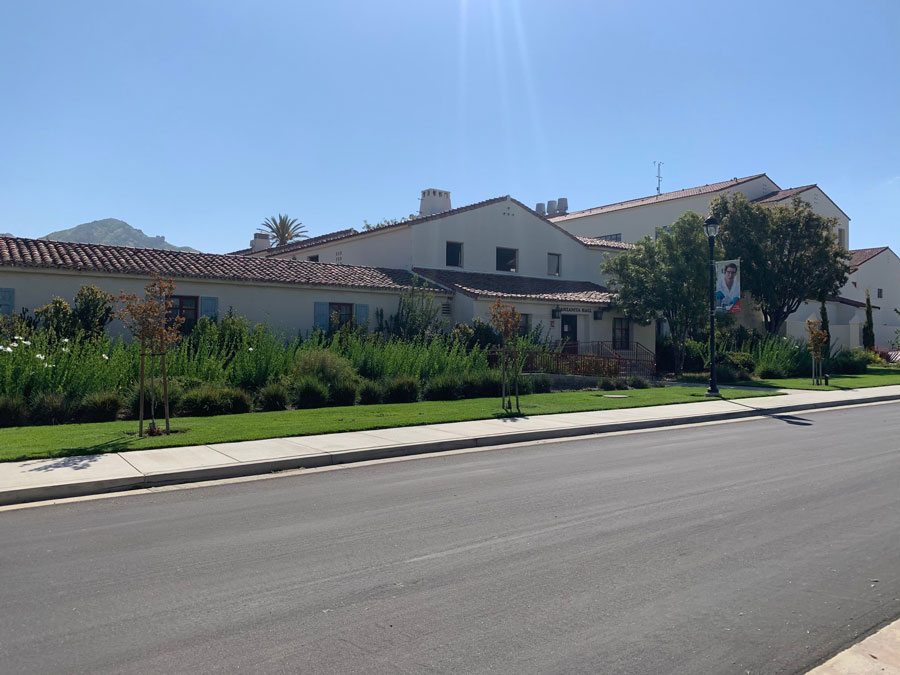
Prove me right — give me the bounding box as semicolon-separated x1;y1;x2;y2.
550;174;770;222
413;267;614;304
230;228;361;257
826;295;880;310
0;235;421;292
752;185;816;203
849;246;889;269
575;236;635;250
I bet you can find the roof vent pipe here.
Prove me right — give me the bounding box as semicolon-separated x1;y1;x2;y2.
535;202;546;216
547;199;558;217
556;197;568;215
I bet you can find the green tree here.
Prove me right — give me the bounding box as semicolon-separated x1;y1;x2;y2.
34;297;75;340
72;285;115;340
863;289;875;350
602;212;708;376
258;214;307;247
710;194;850;335
819;300;831;357
892;309;900;350
378;282;444;340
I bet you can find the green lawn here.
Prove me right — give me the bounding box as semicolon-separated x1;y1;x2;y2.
0;387;779;463
739;365;900;391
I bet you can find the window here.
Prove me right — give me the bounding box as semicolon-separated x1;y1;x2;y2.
307;255;319;262
877;288;883;299
518;313;532;336
547;253;561;276
329;302;353;327
654;226;671;240
169;295;198;331
335;250;343;263
0;288;13;317
838;229;847;249
613;318;631;350
496;247;518;272
598;233;622;242
446;242;463;267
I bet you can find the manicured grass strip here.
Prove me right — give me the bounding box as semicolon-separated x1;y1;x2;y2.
0;387;780;463
735;366;900;391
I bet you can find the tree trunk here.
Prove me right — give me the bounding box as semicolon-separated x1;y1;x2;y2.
138;341;145;438
161;351;170;434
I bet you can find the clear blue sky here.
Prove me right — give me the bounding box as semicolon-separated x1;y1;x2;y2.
1;0;898;254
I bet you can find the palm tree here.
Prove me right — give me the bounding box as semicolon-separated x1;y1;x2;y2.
258;214;307;247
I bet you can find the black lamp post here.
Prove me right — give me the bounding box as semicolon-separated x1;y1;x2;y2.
704;216;720;396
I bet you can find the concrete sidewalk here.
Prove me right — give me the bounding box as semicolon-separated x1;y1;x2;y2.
2;385;900;508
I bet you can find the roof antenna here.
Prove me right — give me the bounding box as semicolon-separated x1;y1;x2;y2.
653;161;663;195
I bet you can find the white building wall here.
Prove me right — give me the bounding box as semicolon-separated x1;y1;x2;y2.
0;268;421;339
277;227;414;269
553;176;779;243
847;249;900;348
767;187;850;247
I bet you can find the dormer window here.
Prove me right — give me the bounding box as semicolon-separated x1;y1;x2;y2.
446;241;463;267
496;247;517;272
547;253;561;276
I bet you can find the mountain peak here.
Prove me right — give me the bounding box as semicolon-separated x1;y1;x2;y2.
41;218;200;252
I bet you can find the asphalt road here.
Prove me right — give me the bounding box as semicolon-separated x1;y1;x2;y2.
1;403;899;675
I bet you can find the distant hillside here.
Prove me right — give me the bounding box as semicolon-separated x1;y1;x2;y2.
41;218;200;253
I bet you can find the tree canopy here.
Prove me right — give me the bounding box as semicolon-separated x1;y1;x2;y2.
602;212;709;375
258;214;307;247
710;194;849;334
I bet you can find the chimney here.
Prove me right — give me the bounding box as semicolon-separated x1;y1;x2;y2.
535;202;546;216
556;197;568;215
546;199;558;217
419;189;452;217
250;232;271;252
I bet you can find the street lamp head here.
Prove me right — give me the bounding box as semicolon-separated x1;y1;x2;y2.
704;216;719;239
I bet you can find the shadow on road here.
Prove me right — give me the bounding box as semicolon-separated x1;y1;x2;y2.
723;398;814;426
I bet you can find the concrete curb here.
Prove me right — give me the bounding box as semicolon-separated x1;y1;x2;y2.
3;390;899;507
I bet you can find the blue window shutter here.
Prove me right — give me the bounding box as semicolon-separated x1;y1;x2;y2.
314;302;329;330
200;296;218;318
355;303;369;326
0;288;13;317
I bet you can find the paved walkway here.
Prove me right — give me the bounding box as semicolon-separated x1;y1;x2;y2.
2;385;900;508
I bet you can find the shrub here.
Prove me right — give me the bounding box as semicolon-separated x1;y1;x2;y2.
219;387;252;414
179;385;226;417
78;391;122;422
0;395;27;427
329;380;359;406
461;370;502;398
714;363;738;384
529;373;553;394
614;377;629;390
358;379;385;405
722;351;755;373
683;339;707;372
752;336;810;378
383;376;420;403
599;377;616;391
257;382;288;411
828;348;868;375
627;376;650;389
422;373;464;401
756;365;786;379
291;376;329;409
29;392;72;425
128;379;184;419
291;350;357;390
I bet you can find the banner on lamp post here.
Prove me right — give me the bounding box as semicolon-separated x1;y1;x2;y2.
715;259;741;313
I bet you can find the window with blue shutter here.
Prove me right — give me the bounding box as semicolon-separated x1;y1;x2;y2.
200;296;219;318
314;302;330;330
355;303;369;327
0;288;13;317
